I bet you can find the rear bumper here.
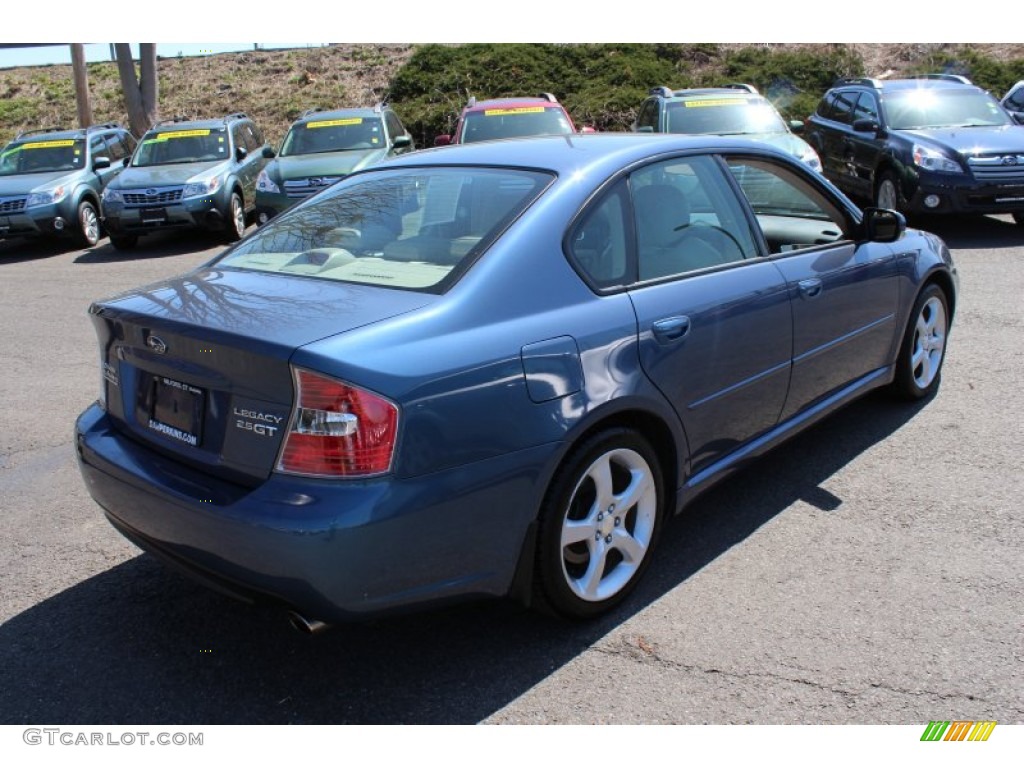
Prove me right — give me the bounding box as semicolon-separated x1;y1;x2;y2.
75;404;553;622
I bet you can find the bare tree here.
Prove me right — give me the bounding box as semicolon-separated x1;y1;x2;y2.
114;43;159;137
70;44;94;128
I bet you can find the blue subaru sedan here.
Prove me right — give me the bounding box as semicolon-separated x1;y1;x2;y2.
75;134;957;630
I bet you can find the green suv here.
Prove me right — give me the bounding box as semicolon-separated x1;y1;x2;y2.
0;123;135;248
101;113;270;249
254;105;414;223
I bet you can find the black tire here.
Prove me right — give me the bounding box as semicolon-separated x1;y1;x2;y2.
892;283;950;400
875;171;902;212
76;200;101;247
224;192;246;242
109;233;138;251
533;428;664;619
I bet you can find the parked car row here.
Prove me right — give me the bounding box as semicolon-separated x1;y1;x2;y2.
3;73;1024;257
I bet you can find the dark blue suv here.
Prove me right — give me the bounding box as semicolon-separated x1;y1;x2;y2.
807;74;1024;224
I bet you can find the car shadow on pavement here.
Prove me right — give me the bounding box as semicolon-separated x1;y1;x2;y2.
912;213;1023;249
0;238;77;264
73;231;238;264
0;391;929;725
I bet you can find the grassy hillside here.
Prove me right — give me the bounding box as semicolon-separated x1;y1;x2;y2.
2;43;1023;148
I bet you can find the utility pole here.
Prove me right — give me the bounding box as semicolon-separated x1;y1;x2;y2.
70;44;94;128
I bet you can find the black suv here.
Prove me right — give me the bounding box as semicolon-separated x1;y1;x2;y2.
807;74;1024;224
101;113;270;248
0;123;135;247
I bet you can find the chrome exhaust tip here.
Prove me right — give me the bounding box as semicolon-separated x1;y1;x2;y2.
287;610;331;635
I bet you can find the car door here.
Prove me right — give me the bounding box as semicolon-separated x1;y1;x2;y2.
725;155;900;420
232;123;262;208
90;135;121;190
623;155;793;475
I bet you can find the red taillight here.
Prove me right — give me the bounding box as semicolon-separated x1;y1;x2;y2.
277;369;399;477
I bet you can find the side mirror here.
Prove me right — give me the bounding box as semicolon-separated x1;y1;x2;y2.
861;207;905;243
852;118;879;134
262;146;276;159
392;135;413;150
235;146;248;162
789;119;805;134
93;156;111;170
122;157;130;168
434;135;452;147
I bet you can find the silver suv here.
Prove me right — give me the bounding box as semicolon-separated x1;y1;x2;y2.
101;113;270;249
0;123;135;248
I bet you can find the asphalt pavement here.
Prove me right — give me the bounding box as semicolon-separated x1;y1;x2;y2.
0;218;1020;725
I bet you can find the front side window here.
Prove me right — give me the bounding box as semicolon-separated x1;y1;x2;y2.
0;138;86;175
133;127;229;167
218;167;553;292
280;117;385;156
631;155;757;281
636;100;659;131
1005;86;1024;112
828;91;858;125
726;156;851;254
853;93;880;124
461;106;572;143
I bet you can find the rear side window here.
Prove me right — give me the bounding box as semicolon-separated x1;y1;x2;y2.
219;167;553;292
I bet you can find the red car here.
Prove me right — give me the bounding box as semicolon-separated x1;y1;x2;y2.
435;93;591;145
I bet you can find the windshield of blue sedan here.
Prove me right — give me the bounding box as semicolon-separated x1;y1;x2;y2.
280;117;385;156
132;127;229;166
882;89;1012;129
218;167;553;292
461;107;573;142
0;138;86;175
666;97;788;135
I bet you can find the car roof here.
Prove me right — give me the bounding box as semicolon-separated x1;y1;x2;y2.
375;132;797;176
147;114;250;133
830;75;980;93
12;123;124;143
464;97;563;113
293;107;385;126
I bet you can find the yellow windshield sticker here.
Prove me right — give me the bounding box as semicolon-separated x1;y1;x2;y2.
307;118;364;128
484;107;546;116
684;99;749;108
151;129;212;141
22;140;77;149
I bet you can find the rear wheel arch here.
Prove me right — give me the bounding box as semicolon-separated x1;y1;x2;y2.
507;405;683;609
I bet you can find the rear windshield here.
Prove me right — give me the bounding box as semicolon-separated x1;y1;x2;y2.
0;138;86;175
218;167;553;292
882;89;1012;129
133;127;229;166
666;97;788;135
280;117;385;156
461;106;573;142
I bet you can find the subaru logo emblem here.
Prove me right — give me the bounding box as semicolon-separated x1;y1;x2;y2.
310;178;325;187
146;188;158;196
1001;156;1018;166
146;335;168;355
